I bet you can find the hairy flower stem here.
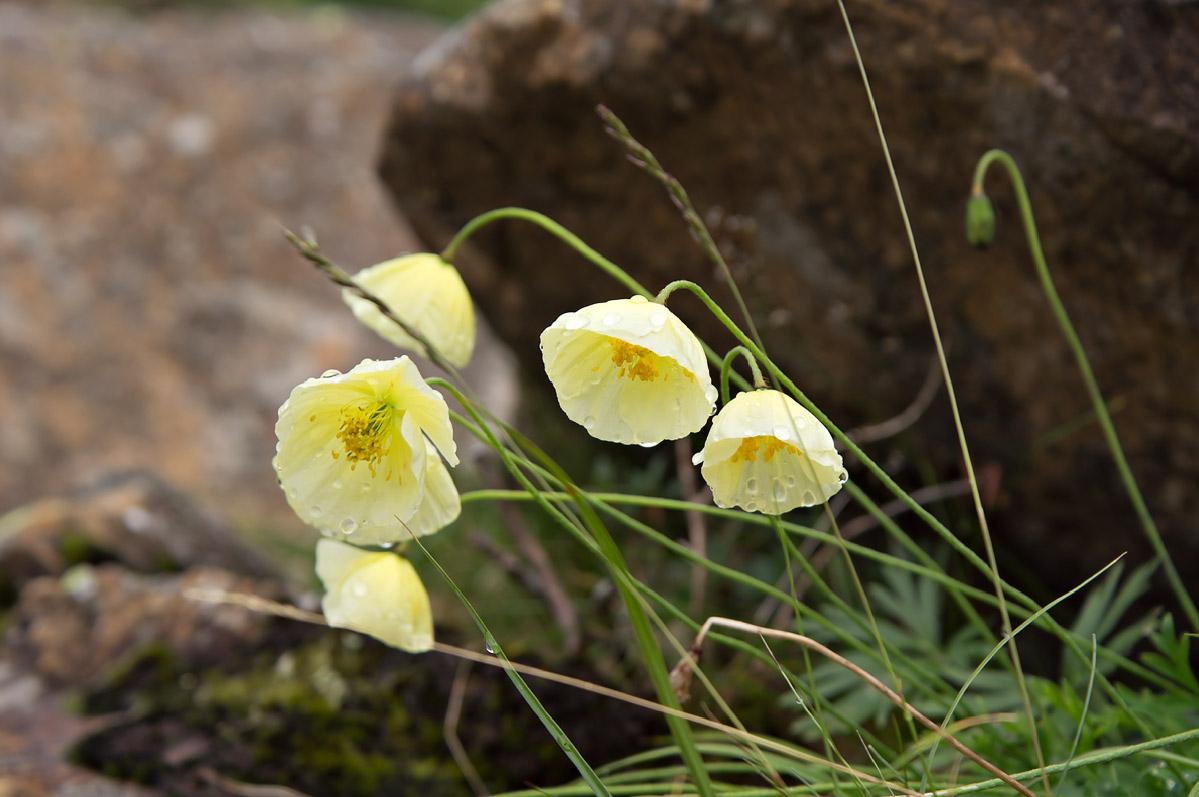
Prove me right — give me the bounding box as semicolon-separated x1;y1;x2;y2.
971;149;1199;634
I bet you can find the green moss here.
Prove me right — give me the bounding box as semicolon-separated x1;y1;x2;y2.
56;527;108;567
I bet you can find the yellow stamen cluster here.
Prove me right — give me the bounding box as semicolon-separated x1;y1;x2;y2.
333;400;396;479
606;337;661;381
730;435;802;464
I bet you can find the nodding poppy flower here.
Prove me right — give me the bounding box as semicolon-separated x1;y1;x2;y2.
540;296;716;445
343;253;475;368
694;389;847;514
315;538;433;652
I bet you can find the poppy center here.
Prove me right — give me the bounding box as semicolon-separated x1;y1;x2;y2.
333;399;400;479
730;435;802;464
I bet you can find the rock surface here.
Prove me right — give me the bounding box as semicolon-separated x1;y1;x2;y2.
0;3;451;527
379;0;1199;591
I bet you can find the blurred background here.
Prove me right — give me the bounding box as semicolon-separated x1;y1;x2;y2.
2;0;1196;793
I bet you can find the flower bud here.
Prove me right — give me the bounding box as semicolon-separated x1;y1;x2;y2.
965;193;996;249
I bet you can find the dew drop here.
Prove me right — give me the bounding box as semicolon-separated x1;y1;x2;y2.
786;476;796;488
590;374;602;385
630;295;648;304
351;581;368;598
649;312;667;330
287;487;298;499
601;312;622;327
309;505;323;517
773;481;788;502
638;441;659;449
838;470;848;483
802;490;816;505
583;415;597;429
379;541;395;550
745;501;757;512
745;477;758;493
484;640;496;654
773;424;792;440
562;312;587;330
321;368;340;378
339;517;358;534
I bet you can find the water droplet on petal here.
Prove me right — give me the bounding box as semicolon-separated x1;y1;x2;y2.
351;581;368;598
601;312;621;327
630;295;648;304
583;415;596;429
802;490;816;505
638;441;659;448
287;487;298;499
331;479;343;490
745;477;758;493
309;505;323;517
838;470;848;483
562;312;587;330
773;481;788;502
786;476;796;488
773;425;792;440
321;369;340;378
379;541;395;549
339;517;358;533
649;312;667;330
745;501;757;512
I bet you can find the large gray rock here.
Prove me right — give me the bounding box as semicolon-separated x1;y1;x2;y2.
0;4;444;524
379;0;1199;591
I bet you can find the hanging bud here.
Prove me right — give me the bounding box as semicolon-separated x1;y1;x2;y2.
965;193;996;249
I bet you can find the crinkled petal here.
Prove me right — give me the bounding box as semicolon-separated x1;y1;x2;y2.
315;539;433;652
340;439;461;545
540;296;716;444
343;254;476;368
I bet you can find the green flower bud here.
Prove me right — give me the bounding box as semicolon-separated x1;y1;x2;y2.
965;193;996;249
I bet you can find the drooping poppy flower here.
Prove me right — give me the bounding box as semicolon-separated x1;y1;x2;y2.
694;389;847;514
540;296;717;445
315;538;433;652
343;253;476;368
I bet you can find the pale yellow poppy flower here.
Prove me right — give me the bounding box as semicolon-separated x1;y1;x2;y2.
315;538;433;652
343;253;476;368
274;357;458;541
693;389;847;514
540;296;717;445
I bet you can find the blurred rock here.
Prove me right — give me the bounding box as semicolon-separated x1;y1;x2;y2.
5;564;288;687
379;0;1199;592
0;472;275;602
0;3;450;525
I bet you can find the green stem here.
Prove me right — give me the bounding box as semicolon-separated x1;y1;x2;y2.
719;346;764;404
971;148;1199;633
441;207;647;298
439;206;753;396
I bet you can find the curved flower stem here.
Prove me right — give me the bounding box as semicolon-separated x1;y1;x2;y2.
971;148;1199;634
440;207;648;298
719;346;764;404
439;206;754;395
